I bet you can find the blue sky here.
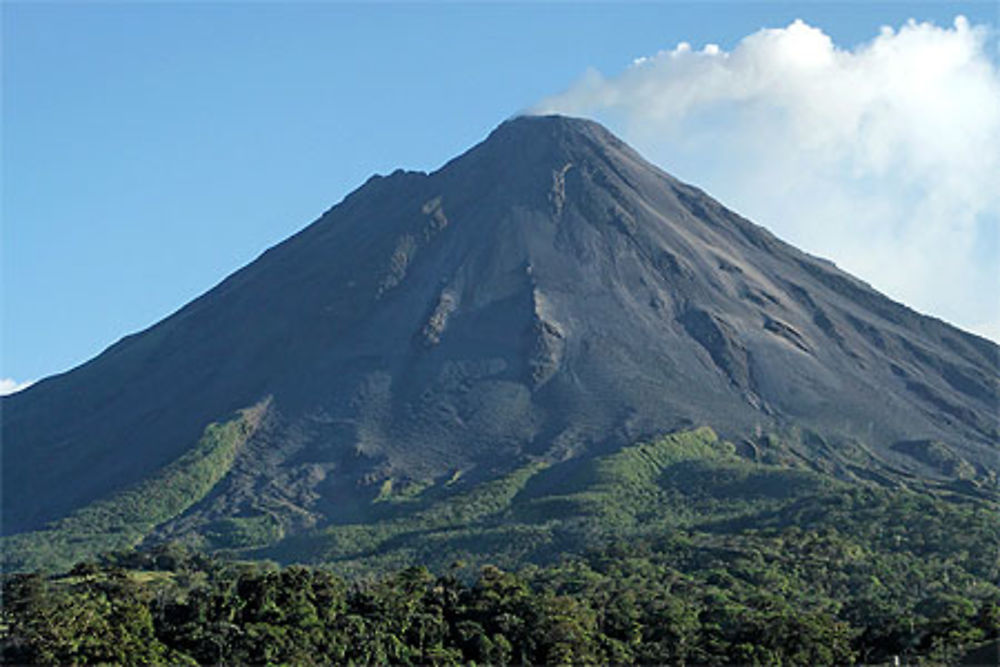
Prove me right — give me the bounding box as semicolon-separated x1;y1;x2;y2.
3;2;998;390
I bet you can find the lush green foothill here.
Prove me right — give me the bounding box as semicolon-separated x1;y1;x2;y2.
2;428;998;665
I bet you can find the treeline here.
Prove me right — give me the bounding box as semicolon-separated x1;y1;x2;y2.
3;541;997;665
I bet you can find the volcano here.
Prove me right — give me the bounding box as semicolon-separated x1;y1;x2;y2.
3;116;997;564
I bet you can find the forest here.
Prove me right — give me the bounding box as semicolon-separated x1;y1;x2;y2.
3;526;997;666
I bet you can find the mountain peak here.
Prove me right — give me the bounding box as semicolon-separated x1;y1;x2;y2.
431;113;661;218
490;114;619;144
442;114;629;170
4;113;996;545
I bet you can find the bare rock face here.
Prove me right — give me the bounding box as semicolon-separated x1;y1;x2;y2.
421;291;458;346
3;115;997;537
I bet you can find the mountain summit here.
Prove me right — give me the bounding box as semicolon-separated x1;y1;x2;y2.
3;115;997;554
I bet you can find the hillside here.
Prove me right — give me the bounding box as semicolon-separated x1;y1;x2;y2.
2;115;997;572
4;441;998;664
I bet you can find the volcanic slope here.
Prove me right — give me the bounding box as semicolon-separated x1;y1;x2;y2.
3;115;997;562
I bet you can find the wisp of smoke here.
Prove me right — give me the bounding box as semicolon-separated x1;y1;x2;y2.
534;17;1000;341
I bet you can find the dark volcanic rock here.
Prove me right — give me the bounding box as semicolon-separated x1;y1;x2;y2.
3;115;998;536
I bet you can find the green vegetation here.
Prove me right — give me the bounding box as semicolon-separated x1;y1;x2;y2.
259;459;550;575
252;428;848;575
2;425;997;664
891;439;978;480
203;514;284;550
1;403;265;572
516;426;726;527
3;538;997;665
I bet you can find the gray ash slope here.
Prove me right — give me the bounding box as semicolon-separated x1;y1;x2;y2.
3;115;997;537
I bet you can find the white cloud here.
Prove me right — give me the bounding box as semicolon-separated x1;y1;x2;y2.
0;378;34;396
535;16;1000;342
